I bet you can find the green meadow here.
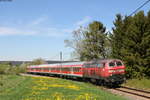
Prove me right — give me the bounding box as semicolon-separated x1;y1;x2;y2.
122;78;150;91
0;75;127;100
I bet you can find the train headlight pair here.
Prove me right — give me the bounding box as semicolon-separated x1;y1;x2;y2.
117;69;124;72
108;69;124;73
108;70;116;73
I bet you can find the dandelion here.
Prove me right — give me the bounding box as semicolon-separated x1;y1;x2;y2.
53;92;63;100
75;93;97;100
67;85;80;90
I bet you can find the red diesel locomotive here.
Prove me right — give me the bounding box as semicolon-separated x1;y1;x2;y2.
27;59;126;85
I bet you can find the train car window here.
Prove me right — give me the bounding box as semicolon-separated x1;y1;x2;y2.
46;68;48;70
97;63;102;68
91;63;97;67
116;61;122;66
109;62;115;67
90;63;95;67
57;68;60;71
90;64;93;67
103;63;105;67
85;64;90;68
51;68;54;71
83;64;86;68
62;68;70;71
73;67;80;72
87;64;90;67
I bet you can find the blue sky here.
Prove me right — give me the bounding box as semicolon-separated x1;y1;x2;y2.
0;0;150;61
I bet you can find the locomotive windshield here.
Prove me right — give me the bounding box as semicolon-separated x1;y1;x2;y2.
109;62;115;67
109;61;123;67
116;61;122;66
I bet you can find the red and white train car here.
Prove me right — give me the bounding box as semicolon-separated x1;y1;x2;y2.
27;62;85;77
27;59;126;85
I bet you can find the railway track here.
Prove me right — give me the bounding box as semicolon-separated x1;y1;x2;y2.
111;86;150;100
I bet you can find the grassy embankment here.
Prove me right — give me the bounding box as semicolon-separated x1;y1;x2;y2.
0;75;127;100
122;78;150;91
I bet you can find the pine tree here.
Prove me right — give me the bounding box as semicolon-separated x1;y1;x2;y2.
112;11;150;78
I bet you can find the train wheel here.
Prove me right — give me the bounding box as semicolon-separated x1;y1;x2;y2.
90;79;97;84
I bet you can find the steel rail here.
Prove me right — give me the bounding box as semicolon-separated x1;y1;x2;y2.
114;87;150;99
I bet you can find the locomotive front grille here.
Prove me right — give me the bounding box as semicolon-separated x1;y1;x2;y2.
106;74;126;83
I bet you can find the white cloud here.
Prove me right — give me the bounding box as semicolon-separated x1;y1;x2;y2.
76;16;92;26
0;26;72;37
39;27;71;37
0;27;37;36
0;16;92;37
0;15;72;37
30;16;48;26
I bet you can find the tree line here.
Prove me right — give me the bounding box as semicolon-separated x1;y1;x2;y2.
0;58;47;75
65;11;150;79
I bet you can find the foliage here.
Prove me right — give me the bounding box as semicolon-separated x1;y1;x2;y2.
80;21;109;60
65;21;109;61
0;58;46;75
122;78;150;91
0;63;27;75
111;11;150;78
31;58;47;65
64;26;86;60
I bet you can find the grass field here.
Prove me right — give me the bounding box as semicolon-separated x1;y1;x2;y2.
122;78;150;91
0;75;127;100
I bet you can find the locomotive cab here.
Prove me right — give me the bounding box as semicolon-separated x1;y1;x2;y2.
105;59;126;84
82;59;126;85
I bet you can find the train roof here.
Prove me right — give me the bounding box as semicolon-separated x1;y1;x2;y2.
28;59;123;68
28;61;85;68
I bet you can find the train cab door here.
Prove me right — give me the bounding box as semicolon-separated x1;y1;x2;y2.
90;63;97;78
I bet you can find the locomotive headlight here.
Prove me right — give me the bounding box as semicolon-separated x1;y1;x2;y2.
108;70;115;73
117;69;124;72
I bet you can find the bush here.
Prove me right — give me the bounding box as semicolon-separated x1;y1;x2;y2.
0;64;11;74
0;63;27;75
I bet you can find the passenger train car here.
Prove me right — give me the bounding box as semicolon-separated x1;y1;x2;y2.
27;59;126;86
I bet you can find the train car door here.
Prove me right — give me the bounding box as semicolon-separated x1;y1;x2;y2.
83;63;91;78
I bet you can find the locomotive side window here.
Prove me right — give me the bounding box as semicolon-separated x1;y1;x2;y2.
109;62;115;67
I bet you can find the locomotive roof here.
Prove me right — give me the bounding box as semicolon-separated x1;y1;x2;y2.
93;59;121;62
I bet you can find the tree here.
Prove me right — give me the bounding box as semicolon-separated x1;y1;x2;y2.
111;11;150;78
64;26;86;60
65;21;109;61
81;21;108;60
31;58;47;65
